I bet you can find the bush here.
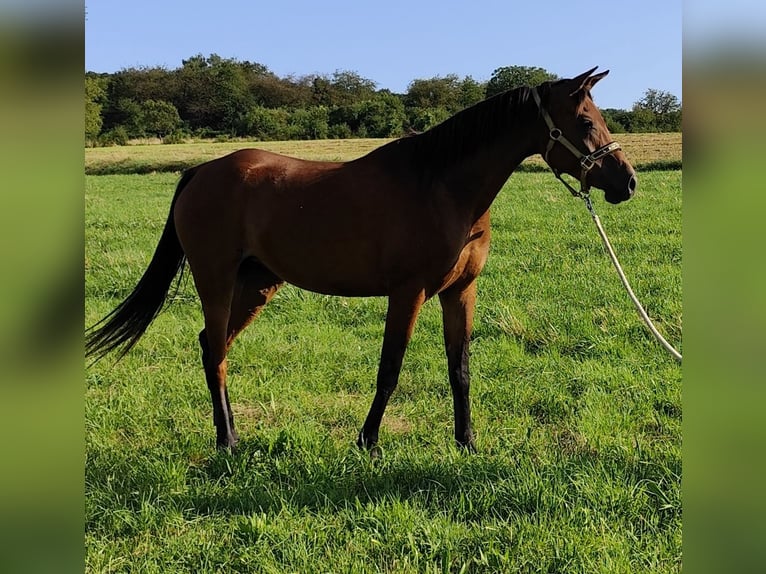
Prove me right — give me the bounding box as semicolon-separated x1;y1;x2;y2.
163;130;189;144
288;106;329;140
141;100;182;139
604;115;626;134
328;123;353;139
407;107;451;132
192;127;219;140
99;126;129;146
356;97;405;138
240;106;290;140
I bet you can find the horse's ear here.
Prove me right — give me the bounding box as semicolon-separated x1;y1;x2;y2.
569;67;609;96
572;67;599;85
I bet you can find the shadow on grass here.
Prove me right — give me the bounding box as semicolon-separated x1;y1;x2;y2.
86;427;680;531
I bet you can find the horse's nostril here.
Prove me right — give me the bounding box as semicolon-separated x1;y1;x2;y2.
628;175;637;196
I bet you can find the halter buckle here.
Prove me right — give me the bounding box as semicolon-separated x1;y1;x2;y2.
580;156;595;171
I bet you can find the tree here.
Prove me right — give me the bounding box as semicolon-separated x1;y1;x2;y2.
98;67;175;134
239;106;289;140
112;98;144;137
403;75;485;132
633;88;681;132
404;75;462;113
407;107;452;132
633;89;681;132
251;73;311;108
330;70;377;105
310;75;333;106
633;89;681;115
288;106;330;140
628;107;657;133
310;70;377;108
457;76;486;109
174;53;254;133
485;66;559;98
85;75;107;141
356;92;406;138
86;53;684;141
600;108;629;133
140;100;182;139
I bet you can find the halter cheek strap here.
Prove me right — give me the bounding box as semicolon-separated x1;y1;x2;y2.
531;87;622;199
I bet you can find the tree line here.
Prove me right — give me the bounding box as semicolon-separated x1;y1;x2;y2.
85;54;682;146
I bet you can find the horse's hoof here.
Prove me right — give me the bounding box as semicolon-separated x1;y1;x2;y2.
216;436;239;451
356;431;377;451
456;439;477;453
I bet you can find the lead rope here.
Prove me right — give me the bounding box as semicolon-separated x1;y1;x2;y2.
531;87;681;363
582;195;682;363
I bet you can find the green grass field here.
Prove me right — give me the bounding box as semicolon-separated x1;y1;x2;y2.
85;138;681;573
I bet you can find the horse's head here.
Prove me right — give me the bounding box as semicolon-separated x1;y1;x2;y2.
533;67;636;204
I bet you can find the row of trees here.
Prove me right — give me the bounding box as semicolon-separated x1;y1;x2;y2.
85;55;681;145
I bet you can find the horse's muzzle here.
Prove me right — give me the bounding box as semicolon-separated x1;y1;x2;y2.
605;172;637;204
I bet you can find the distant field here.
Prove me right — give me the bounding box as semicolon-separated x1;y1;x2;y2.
85;138;681;572
85;133;682;175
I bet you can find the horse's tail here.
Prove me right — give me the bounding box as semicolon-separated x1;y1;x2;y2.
86;168;198;362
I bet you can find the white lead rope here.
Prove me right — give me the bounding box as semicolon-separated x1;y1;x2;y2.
583;196;682;363
532;86;681;363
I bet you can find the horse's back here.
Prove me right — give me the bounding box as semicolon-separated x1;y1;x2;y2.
173;147;345;236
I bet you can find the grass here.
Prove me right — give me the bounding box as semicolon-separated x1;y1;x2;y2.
85;139;681;573
84;133;682;175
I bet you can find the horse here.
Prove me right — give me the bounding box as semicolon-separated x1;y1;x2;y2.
86;67;636;453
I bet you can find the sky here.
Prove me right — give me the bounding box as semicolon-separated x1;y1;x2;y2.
85;0;683;110
684;0;766;47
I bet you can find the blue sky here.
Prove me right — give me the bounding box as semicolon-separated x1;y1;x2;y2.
85;1;682;110
685;0;766;45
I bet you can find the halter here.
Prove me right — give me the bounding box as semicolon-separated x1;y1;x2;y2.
531;87;622;201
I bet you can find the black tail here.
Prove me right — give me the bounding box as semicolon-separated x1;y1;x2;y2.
86;168;198;361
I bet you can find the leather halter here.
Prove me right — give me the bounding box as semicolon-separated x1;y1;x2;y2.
531;87;621;199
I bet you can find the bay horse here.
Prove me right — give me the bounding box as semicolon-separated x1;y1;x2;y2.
86;67;636;452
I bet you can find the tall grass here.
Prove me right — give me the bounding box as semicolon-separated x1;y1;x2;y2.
85;151;681;572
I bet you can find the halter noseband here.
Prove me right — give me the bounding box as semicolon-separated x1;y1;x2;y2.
531;87;621;200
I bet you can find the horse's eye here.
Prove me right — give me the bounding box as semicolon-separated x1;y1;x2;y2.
581;118;594;132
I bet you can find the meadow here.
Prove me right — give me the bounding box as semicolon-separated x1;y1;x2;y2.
84;133;682;175
85;136;681;573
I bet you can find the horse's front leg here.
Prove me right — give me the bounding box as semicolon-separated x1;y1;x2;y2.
357;288;426;453
439;280;477;452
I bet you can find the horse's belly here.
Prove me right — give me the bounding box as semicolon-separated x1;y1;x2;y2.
243;187;471;297
250;233;391;296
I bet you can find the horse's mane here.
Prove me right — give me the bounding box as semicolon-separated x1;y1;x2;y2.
374;85;543;178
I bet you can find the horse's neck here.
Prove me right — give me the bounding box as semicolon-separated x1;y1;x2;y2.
441;130;535;221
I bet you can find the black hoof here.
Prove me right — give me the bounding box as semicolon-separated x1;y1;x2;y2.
456;437;477;453
216;435;239;451
356;431;384;460
356;431;378;450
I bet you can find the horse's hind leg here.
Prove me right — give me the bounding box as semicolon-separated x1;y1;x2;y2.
196;273;237;449
198;259;283;448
